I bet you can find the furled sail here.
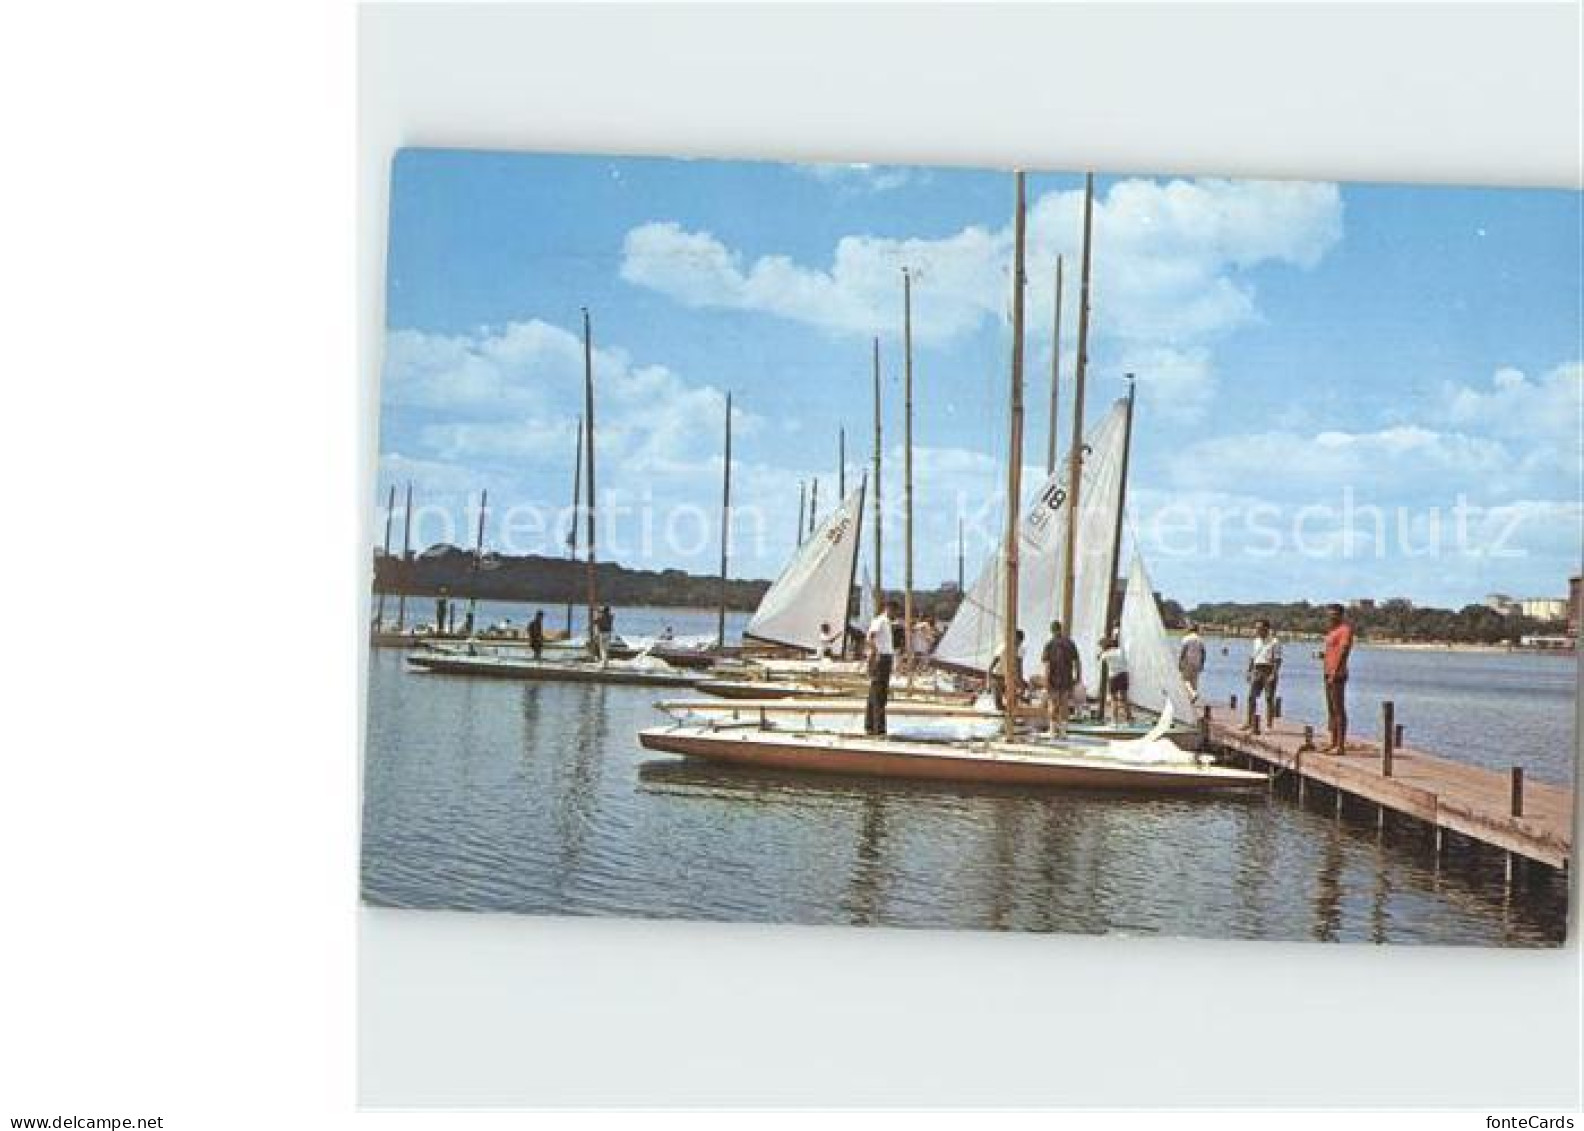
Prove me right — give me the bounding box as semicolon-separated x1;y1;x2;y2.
746;479;867;653
933;398;1127;684
1118;553;1196;723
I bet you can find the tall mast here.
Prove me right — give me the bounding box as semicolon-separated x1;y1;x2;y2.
871;336;883;595
956;516;964;594
396;480;412;630
466;488;488;633
1046;255;1064;475
1003;171;1028;741
1104;376;1137;635
582;309;598;643
565;415;582;635
375;484;395;628
809;478;819;538
902;266;915;677
797;481;806;547
838;427;846;498
1060;173;1096;633
717;391;733;649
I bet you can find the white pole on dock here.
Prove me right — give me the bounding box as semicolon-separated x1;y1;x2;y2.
581;309;599;650
1003;171;1028;743
1060;173;1095;636
717;391;733;649
396;480;412;630
903;266;915;685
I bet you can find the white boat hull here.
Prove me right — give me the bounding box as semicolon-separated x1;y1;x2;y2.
637;725;1264;792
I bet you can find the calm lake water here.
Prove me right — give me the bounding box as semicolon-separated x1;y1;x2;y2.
361;603;1575;945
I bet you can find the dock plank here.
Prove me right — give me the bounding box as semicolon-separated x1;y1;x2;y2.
1205;712;1573;869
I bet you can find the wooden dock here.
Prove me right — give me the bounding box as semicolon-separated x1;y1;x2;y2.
1204;706;1574;872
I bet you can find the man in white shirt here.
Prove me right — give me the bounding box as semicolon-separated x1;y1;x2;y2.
1241;619;1283;732
1097;632;1132;723
864;598;900;736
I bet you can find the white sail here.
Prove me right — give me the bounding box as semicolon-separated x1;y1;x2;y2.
746;479;866;653
934;398;1128;683
857;562;876;627
1118;553;1196;723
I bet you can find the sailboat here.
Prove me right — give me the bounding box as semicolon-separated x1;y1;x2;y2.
693;480;877;698
639;171;1262;792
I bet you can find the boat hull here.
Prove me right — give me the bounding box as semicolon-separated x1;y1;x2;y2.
408;652;699;688
655;697;1200;748
638;726;1264;791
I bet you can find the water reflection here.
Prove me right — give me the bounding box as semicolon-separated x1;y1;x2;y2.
364;635;1569;947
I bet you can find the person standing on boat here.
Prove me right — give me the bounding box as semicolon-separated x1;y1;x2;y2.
816;621;842;662
527;609;545;660
1041;620;1082;738
1241;620;1282;732
435;587;450;636
593;605;614;660
988;629;1026;713
1097;632;1132;723
1319;603;1355;754
1178;623;1206;702
864;598;900;735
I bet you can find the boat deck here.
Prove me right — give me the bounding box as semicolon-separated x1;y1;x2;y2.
1206;710;1574;870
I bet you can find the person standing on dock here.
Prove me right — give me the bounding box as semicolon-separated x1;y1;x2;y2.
1241;620;1283;732
864;598;900;735
1041;620;1081;738
1319;603;1355;754
989;629;1026;713
1177;623;1206;702
435;587;450;636
527;610;545;660
1097;633;1132;723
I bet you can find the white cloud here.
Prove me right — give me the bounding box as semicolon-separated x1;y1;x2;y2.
619;176;1343;421
1440;361;1582;455
793;162;916;193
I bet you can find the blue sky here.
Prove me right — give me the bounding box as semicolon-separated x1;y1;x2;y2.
375;149;1582;609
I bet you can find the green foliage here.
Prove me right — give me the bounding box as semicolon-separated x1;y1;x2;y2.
1186;598;1567;644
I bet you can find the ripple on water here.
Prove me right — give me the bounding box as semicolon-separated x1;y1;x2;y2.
362;633;1571;946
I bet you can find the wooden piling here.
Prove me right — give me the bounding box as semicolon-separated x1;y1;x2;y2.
1381;700;1395;778
1300;724;1315;752
1510;767;1524;818
1394;722;1405;749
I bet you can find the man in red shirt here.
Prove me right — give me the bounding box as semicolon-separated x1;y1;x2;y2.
1319;603;1355;754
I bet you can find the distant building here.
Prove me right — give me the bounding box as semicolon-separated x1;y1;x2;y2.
1351;598;1376;611
940;580;961;594
1519;597;1567;621
1484;593;1521;617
